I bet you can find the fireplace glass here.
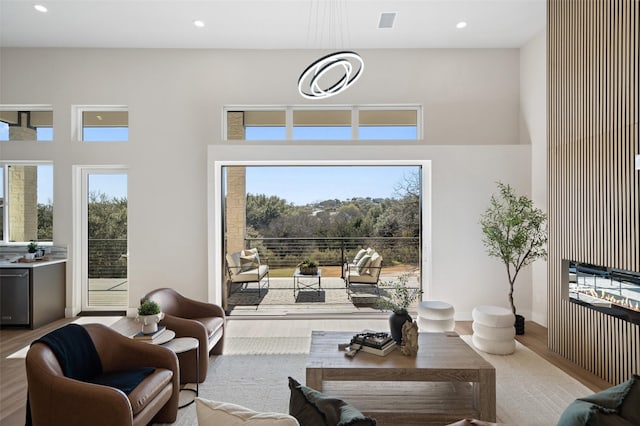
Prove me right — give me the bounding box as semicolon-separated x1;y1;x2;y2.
568;261;640;324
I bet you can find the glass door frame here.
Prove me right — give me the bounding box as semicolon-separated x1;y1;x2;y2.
73;165;129;313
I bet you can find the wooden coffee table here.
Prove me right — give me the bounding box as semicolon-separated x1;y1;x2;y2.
306;331;496;425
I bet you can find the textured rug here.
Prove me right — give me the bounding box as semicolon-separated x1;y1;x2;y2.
159;335;591;426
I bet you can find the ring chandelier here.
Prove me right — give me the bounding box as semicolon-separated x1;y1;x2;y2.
297;51;364;99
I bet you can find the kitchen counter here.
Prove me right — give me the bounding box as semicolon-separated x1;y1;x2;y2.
0;258;67;268
0;260;66;328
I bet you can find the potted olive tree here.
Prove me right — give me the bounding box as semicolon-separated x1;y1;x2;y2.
480;182;547;334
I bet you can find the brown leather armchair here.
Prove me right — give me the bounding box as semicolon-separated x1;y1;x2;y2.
26;323;179;426
141;288;225;383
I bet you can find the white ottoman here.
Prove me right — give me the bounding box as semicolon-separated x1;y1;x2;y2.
471;305;516;355
417;301;455;332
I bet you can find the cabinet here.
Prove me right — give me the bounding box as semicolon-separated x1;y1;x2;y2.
0;261;65;329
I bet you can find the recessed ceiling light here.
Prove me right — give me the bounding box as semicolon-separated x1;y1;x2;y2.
193;20;205;28
456;21;467;29
34;4;48;13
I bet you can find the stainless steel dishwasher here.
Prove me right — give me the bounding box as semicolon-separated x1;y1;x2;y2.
0;268;30;325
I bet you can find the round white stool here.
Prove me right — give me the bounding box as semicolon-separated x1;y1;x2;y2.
417;301;455;332
471;305;515;355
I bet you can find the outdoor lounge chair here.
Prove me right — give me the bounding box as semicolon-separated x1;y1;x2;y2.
345;249;383;297
226;248;270;297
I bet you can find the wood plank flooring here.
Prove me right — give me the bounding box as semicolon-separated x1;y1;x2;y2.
0;318;611;426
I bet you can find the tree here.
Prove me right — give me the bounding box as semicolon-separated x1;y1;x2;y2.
246;194;291;231
37;202;53;240
480;182;547;317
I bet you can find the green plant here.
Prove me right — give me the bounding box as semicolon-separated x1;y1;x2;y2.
138;300;161;316
480;182;548;316
377;273;423;314
297;259;317;268
27;241;38;253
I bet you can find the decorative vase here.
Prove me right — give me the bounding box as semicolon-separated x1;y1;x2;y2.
136;312;164;334
515;314;525;335
389;310;412;344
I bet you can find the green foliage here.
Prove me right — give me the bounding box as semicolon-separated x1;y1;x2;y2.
480;182;548;315
27;241;39;253
377;273;423;314
88;191;127;240
138;300;161;315
87;191;128;279
297;258;317;268
37;203;53;241
246;194;291;230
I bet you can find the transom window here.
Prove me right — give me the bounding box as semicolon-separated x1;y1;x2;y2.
225;106;421;141
0;106;53;142
73;106;129;142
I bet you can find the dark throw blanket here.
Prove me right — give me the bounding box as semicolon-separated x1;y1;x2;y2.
26;324;155;425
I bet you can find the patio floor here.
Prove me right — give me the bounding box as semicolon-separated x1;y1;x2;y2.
226;271;420;316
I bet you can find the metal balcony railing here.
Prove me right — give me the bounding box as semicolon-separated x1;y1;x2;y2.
88;238;127;278
244;236;420;275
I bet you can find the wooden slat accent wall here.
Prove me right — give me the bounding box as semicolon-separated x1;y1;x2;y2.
548;0;640;385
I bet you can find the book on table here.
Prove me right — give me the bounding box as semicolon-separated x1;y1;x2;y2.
350;331;397;356
133;326;167;340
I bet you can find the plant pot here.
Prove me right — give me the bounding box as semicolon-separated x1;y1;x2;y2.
515;314;525;335
299;266;318;275
389;311;412;344
25;253;36;260
136;312;164;334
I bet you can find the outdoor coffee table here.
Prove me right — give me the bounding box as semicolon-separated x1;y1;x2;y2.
293;268;322;295
306;330;496;425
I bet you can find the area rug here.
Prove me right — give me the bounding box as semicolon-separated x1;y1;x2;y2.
160;336;591;426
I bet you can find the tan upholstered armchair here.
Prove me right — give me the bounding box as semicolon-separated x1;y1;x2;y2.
345;248;383;297
226;248;270;296
26;323;179;426
141;288;225;383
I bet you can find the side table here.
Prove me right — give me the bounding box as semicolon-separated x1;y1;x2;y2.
162;336;199;408
293;267;322;295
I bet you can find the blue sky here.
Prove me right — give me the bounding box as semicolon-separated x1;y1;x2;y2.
5;165;417;206
244;165;419;205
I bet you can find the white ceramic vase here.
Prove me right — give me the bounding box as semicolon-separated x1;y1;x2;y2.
136;312;164;334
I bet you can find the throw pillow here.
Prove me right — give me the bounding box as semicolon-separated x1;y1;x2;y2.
557;375;640;426
368;253;382;273
240;254;260;272
242;248;261;264
352;249;367;264
356;255;372;275
288;377;376;426
195;398;300;426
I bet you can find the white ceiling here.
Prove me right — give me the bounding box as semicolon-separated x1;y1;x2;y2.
0;0;546;49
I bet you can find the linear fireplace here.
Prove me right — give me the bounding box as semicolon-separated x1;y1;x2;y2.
568;261;640;324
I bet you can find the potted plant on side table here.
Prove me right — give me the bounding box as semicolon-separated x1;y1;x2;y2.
377;273;423;344
136;300;164;334
297;259;318;275
480;182;547;335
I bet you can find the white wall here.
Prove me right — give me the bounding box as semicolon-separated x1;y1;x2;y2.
0;47;532;319
520;30;548;325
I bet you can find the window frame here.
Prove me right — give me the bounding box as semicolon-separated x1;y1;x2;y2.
223;105;422;141
0;160;54;245
0;104;54;142
72;105;129;142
